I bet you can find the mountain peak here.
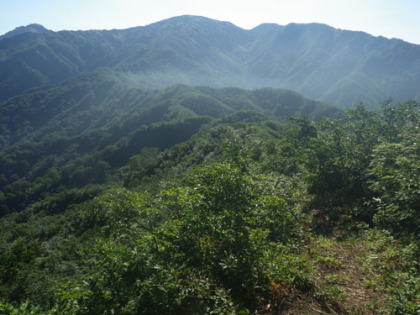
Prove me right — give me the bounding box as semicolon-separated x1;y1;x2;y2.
0;16;418;108
145;15;242;32
2;24;48;38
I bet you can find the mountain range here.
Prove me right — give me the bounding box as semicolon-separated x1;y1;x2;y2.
1;15;419;108
1;15;420;314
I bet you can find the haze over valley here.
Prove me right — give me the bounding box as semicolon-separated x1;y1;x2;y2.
1;15;419;108
0;14;419;314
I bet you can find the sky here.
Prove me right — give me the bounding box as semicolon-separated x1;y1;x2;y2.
1;0;419;44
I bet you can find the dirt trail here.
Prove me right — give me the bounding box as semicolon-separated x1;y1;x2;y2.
282;236;386;314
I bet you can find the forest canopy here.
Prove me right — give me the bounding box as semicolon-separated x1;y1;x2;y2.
0;95;419;314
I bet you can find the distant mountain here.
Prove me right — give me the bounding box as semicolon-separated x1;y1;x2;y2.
0;15;419;108
1;24;48;38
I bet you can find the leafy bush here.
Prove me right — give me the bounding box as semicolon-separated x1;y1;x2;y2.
369;101;420;236
50;145;307;313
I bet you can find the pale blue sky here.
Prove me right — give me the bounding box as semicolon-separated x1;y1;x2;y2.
1;0;419;44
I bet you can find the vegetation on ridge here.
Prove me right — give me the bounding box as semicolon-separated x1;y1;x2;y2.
0;93;419;313
1;15;420;314
1;15;419;107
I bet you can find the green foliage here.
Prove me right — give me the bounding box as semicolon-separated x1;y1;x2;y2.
2;16;419;108
365;230;420;314
369;101;420;235
302;101;420;239
308;105;379;204
39;145;306;314
0;79;339;215
0;299;44;314
1;86;420;313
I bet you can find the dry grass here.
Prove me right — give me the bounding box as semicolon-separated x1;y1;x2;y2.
275;235;388;314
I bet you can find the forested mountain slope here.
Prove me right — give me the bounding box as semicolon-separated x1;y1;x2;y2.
1;15;419;108
0;72;341;216
0;100;419;314
1;14;420;314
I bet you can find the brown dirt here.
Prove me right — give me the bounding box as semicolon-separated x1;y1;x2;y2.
273;236;387;314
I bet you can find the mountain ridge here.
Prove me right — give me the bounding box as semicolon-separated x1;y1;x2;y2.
0;23;49;39
1;17;420;314
1;15;419;108
0;70;342;215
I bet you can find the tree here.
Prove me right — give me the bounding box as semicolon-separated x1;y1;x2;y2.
369;101;420;235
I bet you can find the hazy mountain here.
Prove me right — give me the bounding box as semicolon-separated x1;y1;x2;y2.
0;24;48;39
0;69;340;149
0;15;419;107
1;17;420;315
0;67;341;214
